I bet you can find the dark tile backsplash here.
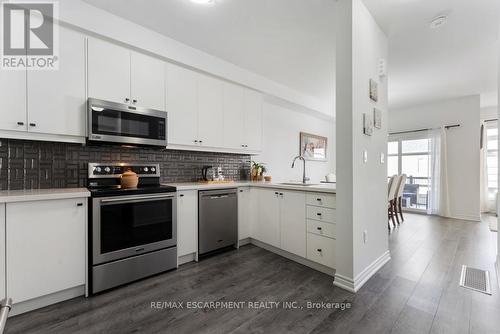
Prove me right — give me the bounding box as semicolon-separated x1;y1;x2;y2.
0;138;251;190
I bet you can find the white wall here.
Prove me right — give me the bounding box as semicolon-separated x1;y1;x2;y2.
481;106;497;120
389;95;481;221
335;0;389;292
254;102;335;183
58;0;329;116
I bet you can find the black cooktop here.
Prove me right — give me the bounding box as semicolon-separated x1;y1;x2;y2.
88;184;177;198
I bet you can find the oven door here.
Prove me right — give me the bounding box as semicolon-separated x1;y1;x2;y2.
88;98;167;147
92;193;177;265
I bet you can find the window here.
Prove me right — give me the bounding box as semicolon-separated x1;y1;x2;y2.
486;124;498;202
388;135;431;212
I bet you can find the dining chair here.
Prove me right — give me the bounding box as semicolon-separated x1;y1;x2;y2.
388;175;399;229
395;174;407;223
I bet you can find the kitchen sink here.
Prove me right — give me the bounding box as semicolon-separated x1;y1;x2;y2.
279;182;319;186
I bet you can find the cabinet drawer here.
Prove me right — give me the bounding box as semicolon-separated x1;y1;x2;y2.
306;193;336;208
306;206;336;223
306;219;336;239
307;233;335;268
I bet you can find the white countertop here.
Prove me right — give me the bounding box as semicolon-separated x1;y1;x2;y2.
164;181;336;194
0;188;91;203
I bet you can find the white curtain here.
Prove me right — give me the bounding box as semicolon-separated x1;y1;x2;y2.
427;127;450;217
480;122;490;213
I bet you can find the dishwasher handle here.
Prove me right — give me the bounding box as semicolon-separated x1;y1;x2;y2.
199;188;238;199
209;195;229;199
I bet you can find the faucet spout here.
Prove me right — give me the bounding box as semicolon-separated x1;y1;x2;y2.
291;156;309;184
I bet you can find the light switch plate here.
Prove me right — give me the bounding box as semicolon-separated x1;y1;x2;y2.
363;150;368;163
380;152;385;164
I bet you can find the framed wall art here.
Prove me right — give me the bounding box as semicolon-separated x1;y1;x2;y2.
300;132;327;161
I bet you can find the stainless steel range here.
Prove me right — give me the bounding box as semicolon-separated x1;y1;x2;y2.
87;163;177;294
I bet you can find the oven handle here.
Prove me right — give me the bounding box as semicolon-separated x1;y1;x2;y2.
100;194;175;205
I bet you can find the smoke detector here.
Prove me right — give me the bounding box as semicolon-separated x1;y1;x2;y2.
430;15;448;29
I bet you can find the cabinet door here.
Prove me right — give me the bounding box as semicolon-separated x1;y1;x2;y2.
87;38;130;104
177;190;198;257
197;74;224;147
28;26;86;136
243;89;263;151
0;204;5;300
166;63;198;146
223;82;244;149
238;187;251;240
131;52;165;110
280;190;306;257
0;63;26;131
255;188;281;248
6;198;86;303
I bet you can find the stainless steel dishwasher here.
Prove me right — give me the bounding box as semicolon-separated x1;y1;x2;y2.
199;188;238;256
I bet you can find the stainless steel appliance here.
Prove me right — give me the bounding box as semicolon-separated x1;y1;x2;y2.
198;188;238;255
88;163;177;294
87;98;167;147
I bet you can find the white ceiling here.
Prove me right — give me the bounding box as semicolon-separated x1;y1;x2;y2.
363;0;500;109
82;0;337;111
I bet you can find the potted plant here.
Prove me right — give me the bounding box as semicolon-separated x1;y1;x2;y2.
251;161;267;181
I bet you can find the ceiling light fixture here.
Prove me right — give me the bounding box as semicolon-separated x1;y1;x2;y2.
190;0;215;4
429;15;448;29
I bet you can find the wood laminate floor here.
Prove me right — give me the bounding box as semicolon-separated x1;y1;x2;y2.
5;214;500;334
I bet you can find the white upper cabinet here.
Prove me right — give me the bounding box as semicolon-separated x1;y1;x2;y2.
223;82;245;149
166;63;198;146
28;26;86;137
131;52;165;110
243;89;263;151
197;74;224;148
87;38;130;104
0;60;26;132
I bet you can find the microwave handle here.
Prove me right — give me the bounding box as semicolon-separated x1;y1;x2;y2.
100;194;175;205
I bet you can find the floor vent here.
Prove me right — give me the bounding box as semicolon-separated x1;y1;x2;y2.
459;265;491;295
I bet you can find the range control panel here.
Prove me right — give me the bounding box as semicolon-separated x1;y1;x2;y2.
88;163;160;178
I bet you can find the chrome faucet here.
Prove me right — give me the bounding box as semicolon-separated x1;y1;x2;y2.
291;156;309;184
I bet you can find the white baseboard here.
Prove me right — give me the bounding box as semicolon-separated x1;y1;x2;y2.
333;250;391;293
237;238;251;247
10;285;85;316
178;253;196;266
448;214;481;222
250;239;335;276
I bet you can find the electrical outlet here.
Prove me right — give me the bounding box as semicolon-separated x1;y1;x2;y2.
380;152;385;164
363;150;368;163
363;230;368;244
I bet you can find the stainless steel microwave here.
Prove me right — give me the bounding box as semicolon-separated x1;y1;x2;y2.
87;98;167;147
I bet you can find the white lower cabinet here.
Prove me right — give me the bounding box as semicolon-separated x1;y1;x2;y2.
254;188;281;248
177;190;198;257
0;204;5;300
249;189;335;270
306;233;336;268
6;198;86;304
237;187;252;240
280;191;306;257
